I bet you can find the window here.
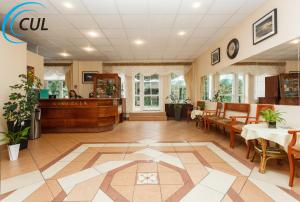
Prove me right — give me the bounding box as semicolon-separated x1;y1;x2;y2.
45;80;68;98
170;73;187;102
219;74;234;102
134;73;141;108
44;66;69;98
201;75;212;100
144;74;159;109
237;74;245;103
254;74;270;100
133;73;160;111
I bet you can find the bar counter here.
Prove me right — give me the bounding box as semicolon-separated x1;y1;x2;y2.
39;98;120;133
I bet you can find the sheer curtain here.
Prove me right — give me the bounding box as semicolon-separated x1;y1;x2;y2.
184;69;193;100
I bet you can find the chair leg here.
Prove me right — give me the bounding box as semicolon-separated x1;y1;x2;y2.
246;140;252;159
229;129;235;148
288;152;295;187
251;151;256;162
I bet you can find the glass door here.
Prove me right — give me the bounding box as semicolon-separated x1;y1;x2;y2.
133;73;160;111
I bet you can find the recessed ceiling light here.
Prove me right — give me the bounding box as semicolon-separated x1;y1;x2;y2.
62;1;74;9
133;39;145;45
290;39;300;44
178;31;186;36
83;46;96;52
86;31;100;38
59;52;70;57
192;2;202;9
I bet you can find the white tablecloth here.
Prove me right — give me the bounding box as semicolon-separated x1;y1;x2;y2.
191;110;203;119
241;124;300;151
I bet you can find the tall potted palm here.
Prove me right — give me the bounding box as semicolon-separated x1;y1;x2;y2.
3;73;41;149
166;93;182;121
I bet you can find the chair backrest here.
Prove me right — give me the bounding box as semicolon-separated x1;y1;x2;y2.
197;101;206;110
223;103;250;122
215;102;223;116
256;104;274;121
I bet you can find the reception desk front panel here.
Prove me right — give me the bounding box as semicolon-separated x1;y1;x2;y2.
39;98;119;133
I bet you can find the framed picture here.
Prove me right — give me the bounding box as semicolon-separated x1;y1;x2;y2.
211;48;220;65
82;71;98;83
253;9;277;45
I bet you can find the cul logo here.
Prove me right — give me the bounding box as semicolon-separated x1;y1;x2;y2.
1;1;48;44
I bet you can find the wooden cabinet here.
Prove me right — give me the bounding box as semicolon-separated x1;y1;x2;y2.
165;104;193;120
259;73;300;105
93;74;121;98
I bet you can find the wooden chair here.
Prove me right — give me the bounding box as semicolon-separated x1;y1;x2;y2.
207;103;250;134
194;101;206;127
288;130;300;187
230;104;274;158
203;102;223;130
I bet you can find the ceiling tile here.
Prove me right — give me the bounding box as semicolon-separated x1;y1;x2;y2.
126;29;149;39
64;15;98;29
94;15;123;29
122;15;149;29
191;27;218;38
150;0;181;14
179;0;213;14
49;0;88;14
149;15;175;28
89;38;112;46
223;13;248;27
173;14;203;29
102;29;127;39
237;0;267;14
81;0;118;14
208;0;246;14
198;14;232;27
116;0;148;14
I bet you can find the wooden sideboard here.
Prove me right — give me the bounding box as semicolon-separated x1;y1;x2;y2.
39;98;120;133
165;103;193;120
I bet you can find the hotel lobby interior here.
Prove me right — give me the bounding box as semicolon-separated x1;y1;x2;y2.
1;0;300;201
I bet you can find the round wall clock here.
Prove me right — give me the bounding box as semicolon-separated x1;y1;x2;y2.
227;38;239;59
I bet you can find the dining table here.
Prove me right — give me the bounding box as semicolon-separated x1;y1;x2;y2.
241;123;300;173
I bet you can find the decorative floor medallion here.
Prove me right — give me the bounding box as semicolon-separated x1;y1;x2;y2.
1;141;299;202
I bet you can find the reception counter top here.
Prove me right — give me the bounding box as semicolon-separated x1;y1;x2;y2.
39;98;121;133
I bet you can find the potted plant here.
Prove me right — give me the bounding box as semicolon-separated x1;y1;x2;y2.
105;80;115;98
2;73;42;149
0;127;30;161
260;109;285;128
166;93;182;121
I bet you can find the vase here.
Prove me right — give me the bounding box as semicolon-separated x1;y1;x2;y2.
8;144;20;161
268;121;276;128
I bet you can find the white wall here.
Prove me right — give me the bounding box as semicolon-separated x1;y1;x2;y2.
285;60;300;73
27;51;44;85
191;0;300;102
72;61;103;98
0;35;27;134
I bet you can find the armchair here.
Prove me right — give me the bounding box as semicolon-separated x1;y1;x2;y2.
288;130;300;187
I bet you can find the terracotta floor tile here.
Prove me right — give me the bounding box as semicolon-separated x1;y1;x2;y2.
45;180;63;198
157;164;176;173
184;163;208;185
23;183;54;202
160;185;182;201
112;185;134;201
195;147;225;163
93;153;125;166
210;162;242;176
239;180;274;202
177;153;199;163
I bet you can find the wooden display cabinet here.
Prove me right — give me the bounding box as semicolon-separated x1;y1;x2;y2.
93;73;121;98
279;73;300;105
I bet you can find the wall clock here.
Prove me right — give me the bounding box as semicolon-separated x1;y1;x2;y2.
227;38;239;59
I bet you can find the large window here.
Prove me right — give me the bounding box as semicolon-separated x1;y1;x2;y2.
201;75;212;100
170;73;187;102
254;74;271;101
45;80;68;98
44;66;69;98
237;74;245;103
134;73;160;111
219;74;234;102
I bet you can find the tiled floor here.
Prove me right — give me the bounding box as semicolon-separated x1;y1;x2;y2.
1;121;300;202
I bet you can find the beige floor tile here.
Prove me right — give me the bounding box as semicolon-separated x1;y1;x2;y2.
159;172;184;185
137;162;158;172
111;172;136;186
160;185;182;201
239;180;274;202
45;180;63;198
23;183;54;202
177;153;199;163
133;185;162;202
195;147;225;163
157;164;175;173
184;163;208;185
210;162;242;176
112;185;134;201
93;153;125;165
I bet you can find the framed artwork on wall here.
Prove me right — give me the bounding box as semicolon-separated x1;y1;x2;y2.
82;71;98;84
253;8;277;45
211;48;220;65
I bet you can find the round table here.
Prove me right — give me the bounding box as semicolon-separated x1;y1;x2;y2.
241;124;299;173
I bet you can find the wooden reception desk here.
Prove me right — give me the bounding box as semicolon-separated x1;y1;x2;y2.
39;98;121;133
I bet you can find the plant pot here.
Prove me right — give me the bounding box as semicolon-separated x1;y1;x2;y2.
268;122;277;129
8;144;20;161
174;104;182;121
7;120;31;150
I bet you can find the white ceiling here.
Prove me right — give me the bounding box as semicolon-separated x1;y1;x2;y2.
250;40;300;61
0;0;267;61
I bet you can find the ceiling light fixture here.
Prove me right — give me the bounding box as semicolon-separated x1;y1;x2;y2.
86;31;100;38
291;39;300;44
178;31;186;36
62;2;74;9
83;46;96;52
59;52;70;57
192;2;202;9
134;39;145;45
